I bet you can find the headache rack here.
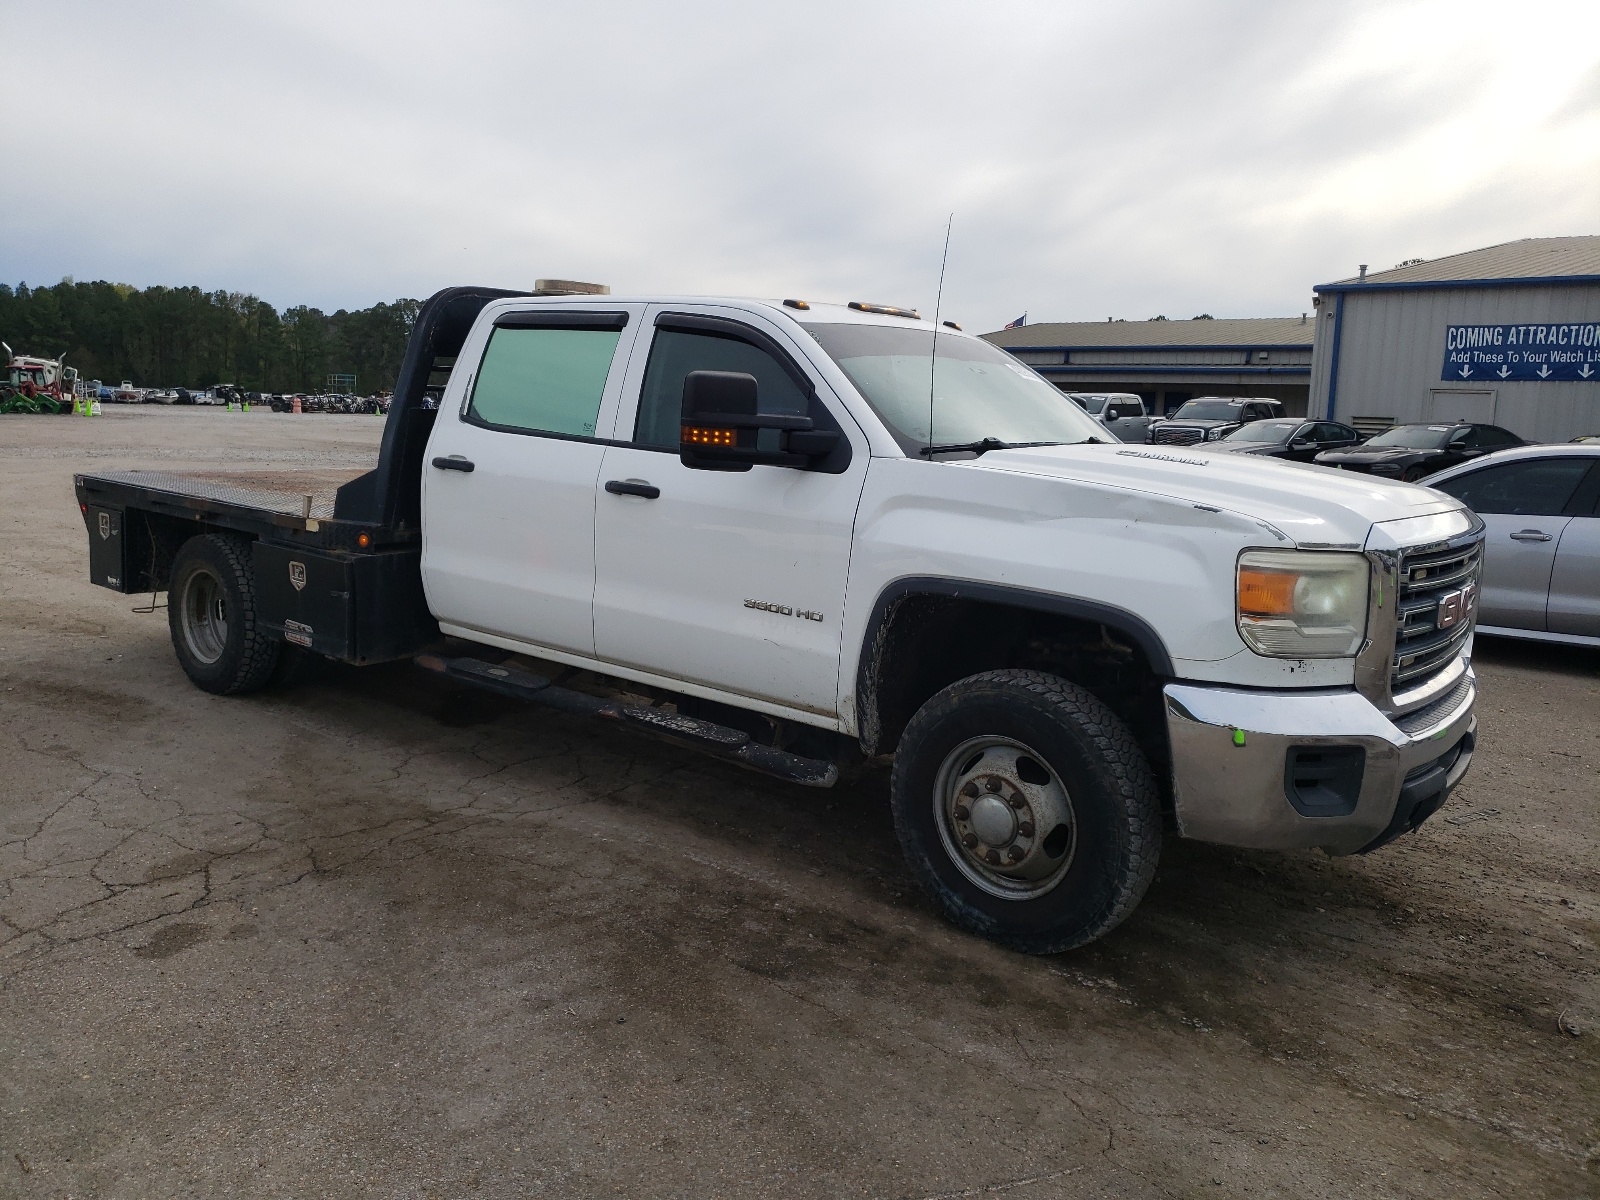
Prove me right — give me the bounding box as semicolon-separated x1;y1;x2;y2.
1391;538;1483;694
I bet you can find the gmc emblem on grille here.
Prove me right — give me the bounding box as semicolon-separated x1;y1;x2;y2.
1436;582;1476;630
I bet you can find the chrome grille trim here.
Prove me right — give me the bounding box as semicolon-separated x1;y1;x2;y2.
1390;539;1483;696
1153;427;1204;446
1392;671;1473;736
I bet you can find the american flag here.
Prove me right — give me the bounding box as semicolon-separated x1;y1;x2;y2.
1003;313;1027;329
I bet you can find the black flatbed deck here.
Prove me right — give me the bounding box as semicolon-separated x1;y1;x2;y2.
73;286;532;664
73;467;399;554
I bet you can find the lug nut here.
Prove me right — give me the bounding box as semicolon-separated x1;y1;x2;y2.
985;849;1002;865
1007;846;1026;863
954;805;970;821
962;833;979;849
985;778;1002;793
1018;821;1035;838
960;782;979;799
1008;794;1026;809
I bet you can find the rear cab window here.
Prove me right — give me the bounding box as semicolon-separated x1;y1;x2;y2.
466;313;630;438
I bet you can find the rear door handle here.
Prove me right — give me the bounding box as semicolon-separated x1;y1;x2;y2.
605;479;660;499
432;456;475;473
1509;529;1552;542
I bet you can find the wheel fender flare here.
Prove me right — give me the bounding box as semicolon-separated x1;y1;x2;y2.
853;577;1176;756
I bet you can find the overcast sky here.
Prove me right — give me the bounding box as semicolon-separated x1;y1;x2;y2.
4;0;1597;332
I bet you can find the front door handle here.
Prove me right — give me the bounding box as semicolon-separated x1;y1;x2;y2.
432;456;475;473
605;479;660;500
1509;529;1552;542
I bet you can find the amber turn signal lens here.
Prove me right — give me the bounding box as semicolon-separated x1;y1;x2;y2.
1237;569;1297;616
357;532;371;548
681;425;735;447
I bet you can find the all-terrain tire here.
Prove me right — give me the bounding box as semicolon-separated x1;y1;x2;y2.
167;533;281;695
890;669;1161;954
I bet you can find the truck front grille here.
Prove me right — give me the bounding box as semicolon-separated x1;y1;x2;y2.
1391;539;1483;694
1153;426;1204;446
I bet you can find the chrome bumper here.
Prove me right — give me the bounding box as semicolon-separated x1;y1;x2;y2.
1163;668;1476;855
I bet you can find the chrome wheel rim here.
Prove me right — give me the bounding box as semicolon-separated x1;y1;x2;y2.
180;567;228;664
933;735;1076;900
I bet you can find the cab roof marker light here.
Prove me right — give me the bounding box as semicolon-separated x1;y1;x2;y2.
848;301;922;319
942;320;962;330
782;299;810;310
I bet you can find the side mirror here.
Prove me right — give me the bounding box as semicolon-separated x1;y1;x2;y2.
678;370;838;471
1290;439;1313;450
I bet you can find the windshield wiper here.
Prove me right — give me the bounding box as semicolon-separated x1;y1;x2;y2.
919;438;1074;458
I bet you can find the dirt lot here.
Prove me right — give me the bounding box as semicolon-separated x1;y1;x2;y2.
1;407;1596;1199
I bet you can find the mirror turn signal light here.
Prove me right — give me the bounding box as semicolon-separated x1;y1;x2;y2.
681;425;736;447
1237;568;1297;616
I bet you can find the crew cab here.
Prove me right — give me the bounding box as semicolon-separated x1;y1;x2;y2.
74;286;1483;954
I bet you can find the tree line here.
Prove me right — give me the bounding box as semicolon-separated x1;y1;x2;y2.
0;278;420;394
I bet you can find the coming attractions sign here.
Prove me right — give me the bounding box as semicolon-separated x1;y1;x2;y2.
1443;322;1600;382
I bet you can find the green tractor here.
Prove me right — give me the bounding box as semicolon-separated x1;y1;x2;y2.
1;343;78;414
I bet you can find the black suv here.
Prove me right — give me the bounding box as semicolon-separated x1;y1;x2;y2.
1149;397;1283;445
1314;422;1524;481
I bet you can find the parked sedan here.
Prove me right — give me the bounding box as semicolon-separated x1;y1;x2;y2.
1314;422;1523;481
1425;445;1600;645
1207;418;1362;462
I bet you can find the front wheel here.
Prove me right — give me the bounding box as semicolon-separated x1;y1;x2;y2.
890;670;1161;954
167;533;281;695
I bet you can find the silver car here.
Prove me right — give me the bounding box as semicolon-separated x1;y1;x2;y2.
1425;444;1600;646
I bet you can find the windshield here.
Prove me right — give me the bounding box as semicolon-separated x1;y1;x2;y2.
1170;400;1244;421
1365;425;1453;449
1224;419;1299;443
1069;394;1107;415
806;324;1106;452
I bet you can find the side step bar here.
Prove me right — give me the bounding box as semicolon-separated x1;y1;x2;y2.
414;654;839;788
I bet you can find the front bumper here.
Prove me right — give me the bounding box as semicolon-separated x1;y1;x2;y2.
1163;669;1476;855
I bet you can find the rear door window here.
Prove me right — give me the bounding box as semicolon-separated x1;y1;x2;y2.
1432;458;1592;516
467;322;624;438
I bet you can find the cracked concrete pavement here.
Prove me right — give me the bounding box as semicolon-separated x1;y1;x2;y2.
1;406;1597;1198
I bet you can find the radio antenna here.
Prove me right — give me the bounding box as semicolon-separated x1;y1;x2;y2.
928;213;953;453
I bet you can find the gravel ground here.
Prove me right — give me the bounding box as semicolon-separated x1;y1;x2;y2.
1;407;1596;1199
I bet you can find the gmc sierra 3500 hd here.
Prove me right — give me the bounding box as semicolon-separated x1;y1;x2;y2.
74;285;1482;953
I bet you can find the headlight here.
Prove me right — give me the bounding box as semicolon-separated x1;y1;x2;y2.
1236;549;1370;658
1206;427;1222;440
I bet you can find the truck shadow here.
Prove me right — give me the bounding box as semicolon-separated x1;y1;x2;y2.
269;654;1545;1059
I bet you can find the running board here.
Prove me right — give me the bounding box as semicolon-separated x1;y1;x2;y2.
414;654;839;788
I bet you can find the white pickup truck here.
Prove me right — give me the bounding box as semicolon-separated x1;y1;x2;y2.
75;285;1482;953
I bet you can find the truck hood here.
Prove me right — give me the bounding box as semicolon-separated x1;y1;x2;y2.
965;442;1462;547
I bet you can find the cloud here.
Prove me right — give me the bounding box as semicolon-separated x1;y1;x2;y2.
3;0;1597;332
